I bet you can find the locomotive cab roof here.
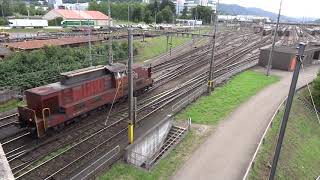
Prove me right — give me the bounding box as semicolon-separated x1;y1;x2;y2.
26;63;146;96
105;63;127;73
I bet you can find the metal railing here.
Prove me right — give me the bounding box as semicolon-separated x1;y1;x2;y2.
126;118;172;170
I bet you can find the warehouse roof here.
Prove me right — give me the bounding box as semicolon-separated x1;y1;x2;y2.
50;9;109;20
261;44;320;54
5;36;104;50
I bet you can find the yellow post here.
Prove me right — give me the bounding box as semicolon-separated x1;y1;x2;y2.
128;123;134;144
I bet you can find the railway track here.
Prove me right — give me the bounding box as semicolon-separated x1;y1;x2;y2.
0;113;18;129
5;28;276;179
13;69;207;179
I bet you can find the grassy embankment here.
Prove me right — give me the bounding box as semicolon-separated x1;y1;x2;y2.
99;70;279;180
249;89;320;179
0;99;24;113
134;26;212;62
176;71;279;124
134;35;192;62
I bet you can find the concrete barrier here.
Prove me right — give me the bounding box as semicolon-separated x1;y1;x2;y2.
125;116;172;169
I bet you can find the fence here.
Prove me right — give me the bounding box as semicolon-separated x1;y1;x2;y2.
242;84;311;180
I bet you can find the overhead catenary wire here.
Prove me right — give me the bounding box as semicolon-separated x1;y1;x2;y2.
104;76;123;126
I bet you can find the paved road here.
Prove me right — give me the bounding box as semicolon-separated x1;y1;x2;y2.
172;65;320;180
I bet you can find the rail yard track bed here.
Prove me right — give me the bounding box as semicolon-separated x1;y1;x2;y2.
1;28;279;179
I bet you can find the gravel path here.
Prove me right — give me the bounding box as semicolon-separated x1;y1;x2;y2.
172;65;320;180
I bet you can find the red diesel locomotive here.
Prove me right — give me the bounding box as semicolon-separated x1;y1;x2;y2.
18;63;153;137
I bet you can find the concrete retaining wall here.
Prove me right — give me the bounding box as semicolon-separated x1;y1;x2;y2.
125;116;172;168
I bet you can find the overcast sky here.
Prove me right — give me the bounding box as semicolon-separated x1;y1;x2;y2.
220;0;320;19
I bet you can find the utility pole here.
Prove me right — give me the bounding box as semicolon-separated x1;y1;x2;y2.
170;33;173;56
207;0;219;94
166;33;169;52
128;28;134;144
1;0;5;20
269;43;306;180
266;0;283;76
87;19;92;66
127;3;130;26
108;0;113;65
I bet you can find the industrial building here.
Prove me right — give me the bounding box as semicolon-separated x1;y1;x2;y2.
218;15;271;23
259;45;320;71
43;9;111;27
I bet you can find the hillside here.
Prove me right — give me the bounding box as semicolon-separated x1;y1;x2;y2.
218;3;298;22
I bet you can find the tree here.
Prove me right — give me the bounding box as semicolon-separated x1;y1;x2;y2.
160;6;173;23
132;5;144;22
312;72;320;108
159;0;175;13
144;10;153;24
191;5;213;24
156;11;163;23
180;7;188;19
0;0;13;17
17;2;28;15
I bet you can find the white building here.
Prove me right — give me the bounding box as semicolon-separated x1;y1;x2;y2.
48;0;63;5
43;9;111;26
218;15;271;23
175;0;216;15
54;3;89;10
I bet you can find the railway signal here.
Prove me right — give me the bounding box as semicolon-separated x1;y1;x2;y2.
269;43;306;180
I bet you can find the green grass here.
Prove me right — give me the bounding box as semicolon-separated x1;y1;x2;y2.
0;99;24;113
176;71;279;124
99;71;278;179
134;35;192;62
249;91;320;180
99;127;212;180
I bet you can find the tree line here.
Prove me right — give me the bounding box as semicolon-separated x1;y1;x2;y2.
0;0;46;25
89;0;213;24
0;42;138;90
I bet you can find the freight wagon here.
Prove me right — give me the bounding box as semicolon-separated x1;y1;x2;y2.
18;63;153;138
8;19;48;28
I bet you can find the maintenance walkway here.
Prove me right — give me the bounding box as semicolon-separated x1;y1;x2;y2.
172;65;320;180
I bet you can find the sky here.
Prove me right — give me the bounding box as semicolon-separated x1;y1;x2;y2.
220;0;320;19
